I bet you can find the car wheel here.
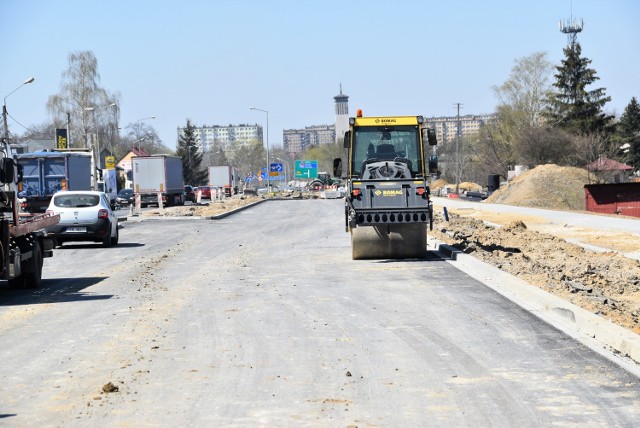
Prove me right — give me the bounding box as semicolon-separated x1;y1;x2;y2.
102;223;113;248
56;239;64;248
111;225;119;246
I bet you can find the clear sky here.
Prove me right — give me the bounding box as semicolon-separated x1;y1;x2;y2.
1;0;638;149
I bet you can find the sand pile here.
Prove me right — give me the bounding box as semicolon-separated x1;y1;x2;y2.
486;164;589;211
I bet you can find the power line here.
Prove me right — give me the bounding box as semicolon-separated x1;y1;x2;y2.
6;111;39;133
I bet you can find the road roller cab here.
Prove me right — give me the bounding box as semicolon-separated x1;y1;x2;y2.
334;111;437;259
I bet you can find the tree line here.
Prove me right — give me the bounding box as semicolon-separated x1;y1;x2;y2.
7;47;639;189
438;43;640;186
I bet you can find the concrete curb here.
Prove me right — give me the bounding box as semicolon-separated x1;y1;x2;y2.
430;237;640;375
206;197;305;220
116;197;304;222
207;198;269;219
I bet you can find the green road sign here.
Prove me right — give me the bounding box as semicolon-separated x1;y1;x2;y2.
294;160;318;179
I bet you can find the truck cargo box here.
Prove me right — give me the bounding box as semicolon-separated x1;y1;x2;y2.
208;165;237;196
17;151;92;213
132;155;185;206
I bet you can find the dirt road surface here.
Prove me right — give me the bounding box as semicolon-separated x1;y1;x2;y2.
1;199;639;426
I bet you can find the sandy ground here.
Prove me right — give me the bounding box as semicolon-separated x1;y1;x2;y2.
141;195;266;218
430;205;640;335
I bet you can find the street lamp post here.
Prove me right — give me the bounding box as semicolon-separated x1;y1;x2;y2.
134;137;147;152
133;116;156;153
250;107;269;192
2;77;35;146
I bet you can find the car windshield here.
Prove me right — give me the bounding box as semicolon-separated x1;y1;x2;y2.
351;125;422;177
118;189;133;196
54;194;100;208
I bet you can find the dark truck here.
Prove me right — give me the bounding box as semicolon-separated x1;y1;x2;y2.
16;151;92;213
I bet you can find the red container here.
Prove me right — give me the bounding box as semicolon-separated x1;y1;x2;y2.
584;183;640;218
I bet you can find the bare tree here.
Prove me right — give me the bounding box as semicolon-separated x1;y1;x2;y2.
493;52;552;130
227;139;266;180
476;120;518;181
14;121;57;143
46;51;120;149
437;135;477;188
489;52;559;168
301;141;346;174
123;121;161;153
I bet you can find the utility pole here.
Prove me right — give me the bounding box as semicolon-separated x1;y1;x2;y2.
66;112;71;148
454;102;463;194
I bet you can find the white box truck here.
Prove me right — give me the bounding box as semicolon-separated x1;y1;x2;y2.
208;165;238;197
132;155;185;207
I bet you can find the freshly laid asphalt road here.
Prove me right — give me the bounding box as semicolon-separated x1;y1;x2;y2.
0;199;638;426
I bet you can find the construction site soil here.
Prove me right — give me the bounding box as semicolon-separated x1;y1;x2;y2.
150;165;640;335
431;164;640;336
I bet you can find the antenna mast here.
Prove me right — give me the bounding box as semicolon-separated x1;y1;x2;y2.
559;2;583;48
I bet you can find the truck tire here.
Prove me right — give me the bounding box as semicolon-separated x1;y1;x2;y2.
351;223;427;260
23;241;43;289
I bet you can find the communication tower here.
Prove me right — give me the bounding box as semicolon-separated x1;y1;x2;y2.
559;6;583;48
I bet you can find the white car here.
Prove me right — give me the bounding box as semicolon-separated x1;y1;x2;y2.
45;191;119;248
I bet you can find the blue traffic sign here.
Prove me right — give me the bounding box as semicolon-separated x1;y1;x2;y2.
270;163;283;172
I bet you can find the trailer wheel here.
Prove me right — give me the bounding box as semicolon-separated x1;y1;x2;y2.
23;241;43;289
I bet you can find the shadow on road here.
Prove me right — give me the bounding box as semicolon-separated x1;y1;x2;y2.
0;277;112;306
55;242;145;249
372;250;445;263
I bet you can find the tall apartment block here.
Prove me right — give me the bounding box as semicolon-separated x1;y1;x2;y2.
283;125;335;153
177;123;263;152
424;114;497;144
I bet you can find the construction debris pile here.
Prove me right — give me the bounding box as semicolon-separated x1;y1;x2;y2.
431;164;640;335
486;164;590;211
431;212;640;334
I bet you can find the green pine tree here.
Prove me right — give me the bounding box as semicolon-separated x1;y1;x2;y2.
176;119;208;185
545;43;613;136
617;97;640;171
